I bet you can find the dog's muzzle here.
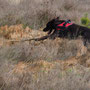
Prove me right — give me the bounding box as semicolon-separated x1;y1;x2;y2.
43;28;49;32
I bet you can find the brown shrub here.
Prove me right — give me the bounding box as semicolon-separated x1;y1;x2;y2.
0;24;32;40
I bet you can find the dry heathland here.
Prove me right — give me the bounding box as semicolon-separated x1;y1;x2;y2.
0;0;90;90
0;25;90;90
0;0;90;29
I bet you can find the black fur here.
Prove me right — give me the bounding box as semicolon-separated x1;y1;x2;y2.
43;17;90;45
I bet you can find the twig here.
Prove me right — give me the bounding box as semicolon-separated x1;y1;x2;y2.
7;35;50;42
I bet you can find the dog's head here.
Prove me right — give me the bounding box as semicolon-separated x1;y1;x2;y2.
43;17;60;32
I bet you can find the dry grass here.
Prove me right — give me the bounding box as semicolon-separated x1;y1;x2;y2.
0;0;90;89
0;42;90;90
0;59;90;90
0;24;32;39
0;24;90;90
0;0;90;28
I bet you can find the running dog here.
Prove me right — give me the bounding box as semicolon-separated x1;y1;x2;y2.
43;17;90;45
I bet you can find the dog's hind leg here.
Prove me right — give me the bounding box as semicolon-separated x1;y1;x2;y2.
83;39;87;46
82;32;90;46
82;38;90;47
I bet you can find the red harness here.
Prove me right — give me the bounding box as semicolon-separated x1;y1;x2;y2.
57;22;73;30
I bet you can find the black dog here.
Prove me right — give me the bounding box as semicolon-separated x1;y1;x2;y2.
43;17;90;45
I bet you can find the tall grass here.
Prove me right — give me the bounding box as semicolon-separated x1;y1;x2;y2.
0;0;90;29
0;38;90;90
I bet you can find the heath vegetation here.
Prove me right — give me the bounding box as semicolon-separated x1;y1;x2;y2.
0;0;90;90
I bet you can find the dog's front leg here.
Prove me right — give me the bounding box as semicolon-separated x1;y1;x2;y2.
48;29;53;35
49;30;59;39
34;35;50;41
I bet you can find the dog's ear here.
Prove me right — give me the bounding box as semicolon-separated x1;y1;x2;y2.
56;17;60;20
53;17;60;24
54;17;60;22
